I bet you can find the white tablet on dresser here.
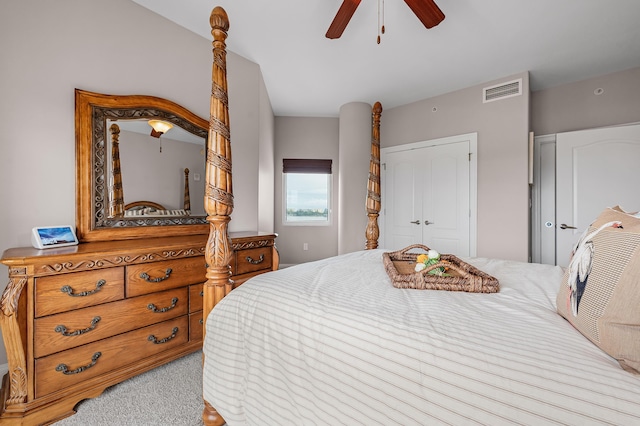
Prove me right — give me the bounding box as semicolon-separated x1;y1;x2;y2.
31;225;79;249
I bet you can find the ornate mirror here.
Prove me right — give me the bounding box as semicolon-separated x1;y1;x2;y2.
76;89;209;242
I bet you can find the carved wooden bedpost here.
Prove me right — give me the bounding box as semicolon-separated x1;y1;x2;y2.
109;123;124;217
365;102;382;249
183;168;191;211
203;6;231;426
204;6;233;323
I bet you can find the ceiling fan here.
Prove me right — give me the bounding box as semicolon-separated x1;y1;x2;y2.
326;0;445;40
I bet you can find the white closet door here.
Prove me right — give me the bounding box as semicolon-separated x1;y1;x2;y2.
383;149;424;250
422;141;470;256
382;138;473;257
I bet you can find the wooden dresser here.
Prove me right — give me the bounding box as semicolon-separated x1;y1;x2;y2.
0;232;277;425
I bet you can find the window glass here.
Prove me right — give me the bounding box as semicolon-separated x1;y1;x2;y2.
284;173;331;225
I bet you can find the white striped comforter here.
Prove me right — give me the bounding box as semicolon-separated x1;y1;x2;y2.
203;250;640;425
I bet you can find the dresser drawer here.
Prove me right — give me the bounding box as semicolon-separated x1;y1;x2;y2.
189;283;203;312
234;247;272;275
35;315;189;398
189;312;204;343
34;288;188;358
35;267;125;317
126;256;205;297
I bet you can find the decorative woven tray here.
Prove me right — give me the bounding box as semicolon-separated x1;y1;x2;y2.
382;244;499;293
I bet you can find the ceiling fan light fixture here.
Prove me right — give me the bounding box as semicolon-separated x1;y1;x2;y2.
148;119;173;138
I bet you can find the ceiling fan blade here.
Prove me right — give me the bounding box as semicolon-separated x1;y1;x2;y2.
404;0;445;29
326;0;362;39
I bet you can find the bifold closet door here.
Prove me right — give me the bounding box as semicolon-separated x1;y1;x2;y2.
383;141;470;256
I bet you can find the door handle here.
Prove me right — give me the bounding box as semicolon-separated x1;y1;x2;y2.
410;220;420;225
559;223;577;230
424;220;433;225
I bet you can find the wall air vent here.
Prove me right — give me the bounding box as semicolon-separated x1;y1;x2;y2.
483;78;522;103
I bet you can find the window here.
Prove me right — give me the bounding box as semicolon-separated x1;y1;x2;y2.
283;159;332;226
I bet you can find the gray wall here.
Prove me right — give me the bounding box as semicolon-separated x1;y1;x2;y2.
274;73;530;264
225;49;275;233
531;66;640;136
272;65;640;267
382;72;531;261
274;117;340;265
0;0;273;368
258;77;276;232
338;102;374;255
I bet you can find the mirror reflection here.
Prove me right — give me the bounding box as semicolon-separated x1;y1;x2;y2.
106;119;206;219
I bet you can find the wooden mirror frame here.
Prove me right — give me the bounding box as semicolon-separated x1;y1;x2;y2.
75;89;209;242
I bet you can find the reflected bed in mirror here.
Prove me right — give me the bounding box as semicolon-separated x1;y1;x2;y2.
76;89;209;242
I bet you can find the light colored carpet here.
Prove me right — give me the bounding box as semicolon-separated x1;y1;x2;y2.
54;351;205;425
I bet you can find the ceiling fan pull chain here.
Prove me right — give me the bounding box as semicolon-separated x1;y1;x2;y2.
377;0;381;43
377;0;385;44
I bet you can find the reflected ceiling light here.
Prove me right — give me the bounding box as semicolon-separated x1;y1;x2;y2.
148;120;173;138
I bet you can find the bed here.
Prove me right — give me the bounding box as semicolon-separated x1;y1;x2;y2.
203;251;640;425
200;6;640;426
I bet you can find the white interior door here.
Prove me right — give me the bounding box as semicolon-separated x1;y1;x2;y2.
381;133;477;257
556;123;640;267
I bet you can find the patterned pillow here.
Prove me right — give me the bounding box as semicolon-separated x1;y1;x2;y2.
556;206;640;374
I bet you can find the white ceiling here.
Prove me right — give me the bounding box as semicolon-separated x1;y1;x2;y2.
132;0;640;117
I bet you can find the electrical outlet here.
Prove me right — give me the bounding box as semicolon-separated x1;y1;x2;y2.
303;243;308;251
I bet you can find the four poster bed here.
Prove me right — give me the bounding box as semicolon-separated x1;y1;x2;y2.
201;6;640;426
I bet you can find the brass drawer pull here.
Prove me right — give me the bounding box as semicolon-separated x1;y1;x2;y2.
148;327;179;344
56;352;101;375
147;297;179;313
246;254;264;265
55;316;101;337
140;268;173;283
60;279;106;297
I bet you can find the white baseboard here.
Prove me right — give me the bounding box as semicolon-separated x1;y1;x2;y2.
0;363;7;376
